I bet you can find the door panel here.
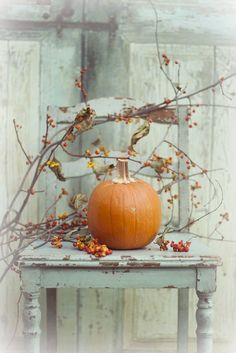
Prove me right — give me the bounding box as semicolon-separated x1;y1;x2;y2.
0;39;40;350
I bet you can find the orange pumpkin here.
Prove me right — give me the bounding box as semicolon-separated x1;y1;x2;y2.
87;158;162;250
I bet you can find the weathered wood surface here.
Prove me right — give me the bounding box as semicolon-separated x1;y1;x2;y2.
39;28;83;353
127;42;214;351
1;1;236;45
0;39;40;353
18;232;221;269
22;289;41;353
120;0;236;45
196;292;214;353
19;266;206;290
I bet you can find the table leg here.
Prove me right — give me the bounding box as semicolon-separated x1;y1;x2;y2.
23;289;41;353
196;291;214;353
177;288;189;353
47;288;57;353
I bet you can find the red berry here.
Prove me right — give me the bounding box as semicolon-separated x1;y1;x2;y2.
164;98;172;105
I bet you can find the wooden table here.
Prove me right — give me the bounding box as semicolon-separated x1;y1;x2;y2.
18;233;221;353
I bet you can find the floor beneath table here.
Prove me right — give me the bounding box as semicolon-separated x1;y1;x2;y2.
1;338;235;353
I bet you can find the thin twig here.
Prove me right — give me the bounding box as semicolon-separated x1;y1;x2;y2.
130;72;236;118
13;120;31;164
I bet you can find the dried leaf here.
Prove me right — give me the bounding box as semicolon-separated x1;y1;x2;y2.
154;227;171;246
61;188;69;195
128;146;137;156
75;106;96;132
48;157;66;181
156;235;165;246
69;193;88;210
128;120;150;155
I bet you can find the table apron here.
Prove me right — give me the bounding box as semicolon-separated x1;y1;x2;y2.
32;267;197;289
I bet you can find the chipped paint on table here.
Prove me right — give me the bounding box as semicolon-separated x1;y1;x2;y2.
18;232;221;270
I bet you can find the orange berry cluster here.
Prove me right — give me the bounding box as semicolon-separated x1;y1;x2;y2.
170;240;191;252
62;131;76;148
162;53;170;66
159;240;170;251
58;212;69;220
24;222;39;235
115;115;134;124
41;136;51;145
162;157;173;172
47;114;56;128
95;146;110;157
219;212;229;224
159;239;191;252
46;210;83;236
46;217;58;229
185;159;196;170
191;191;201;209
61;188;69;196
168;144;198;174
50;234;113;257
51;236;63;248
156;155;172;165
85;146;109;158
191;181;201;191
162;54;180;67
72;207;88;227
175;150;185;159
167;194;178;209
73;237;112;257
85;148;92;156
144;154;178;184
184;109;198;128
74;123;81;131
75;79;82;88
66;132;77;142
164;98;172;105
152;155;173;173
75;68;88;93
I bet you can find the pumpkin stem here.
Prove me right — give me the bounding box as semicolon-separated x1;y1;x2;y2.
113;158;136;184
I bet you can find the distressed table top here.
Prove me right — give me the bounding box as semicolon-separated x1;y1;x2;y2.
18;232;222;269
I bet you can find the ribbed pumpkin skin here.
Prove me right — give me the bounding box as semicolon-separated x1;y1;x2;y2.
87;179;162;249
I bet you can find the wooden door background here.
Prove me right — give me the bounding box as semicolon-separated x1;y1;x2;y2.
0;1;236;353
